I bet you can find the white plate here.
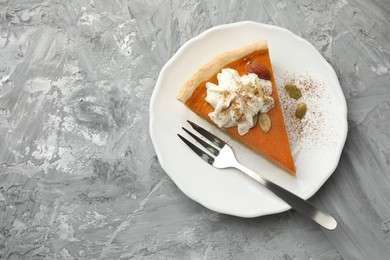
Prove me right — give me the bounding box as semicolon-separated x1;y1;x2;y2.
149;21;347;217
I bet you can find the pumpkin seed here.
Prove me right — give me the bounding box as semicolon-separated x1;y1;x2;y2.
252;114;258;126
259;113;271;133
284;84;302;99
295;103;307;119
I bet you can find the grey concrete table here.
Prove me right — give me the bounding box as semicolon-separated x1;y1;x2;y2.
1;0;389;259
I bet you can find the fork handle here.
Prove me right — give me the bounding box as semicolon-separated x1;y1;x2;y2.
234;163;337;230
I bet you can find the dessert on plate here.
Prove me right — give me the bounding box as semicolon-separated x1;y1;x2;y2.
177;40;296;176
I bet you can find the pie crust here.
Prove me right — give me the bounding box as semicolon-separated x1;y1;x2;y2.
177;41;268;102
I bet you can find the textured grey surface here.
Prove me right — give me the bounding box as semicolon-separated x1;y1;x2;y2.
0;0;389;259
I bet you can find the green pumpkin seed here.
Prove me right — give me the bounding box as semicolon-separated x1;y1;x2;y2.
295;103;307;119
284;84;302;99
259;113;271;133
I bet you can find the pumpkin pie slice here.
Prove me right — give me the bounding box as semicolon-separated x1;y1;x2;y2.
177;41;296;176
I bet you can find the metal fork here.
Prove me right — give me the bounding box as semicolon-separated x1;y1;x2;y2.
178;120;337;230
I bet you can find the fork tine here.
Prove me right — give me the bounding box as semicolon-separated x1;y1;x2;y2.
177;134;215;165
182;127;219;156
187;120;225;149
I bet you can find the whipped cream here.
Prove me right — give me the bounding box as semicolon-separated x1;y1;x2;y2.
205;68;274;135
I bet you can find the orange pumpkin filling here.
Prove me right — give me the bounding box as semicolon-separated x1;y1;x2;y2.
179;43;296;175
